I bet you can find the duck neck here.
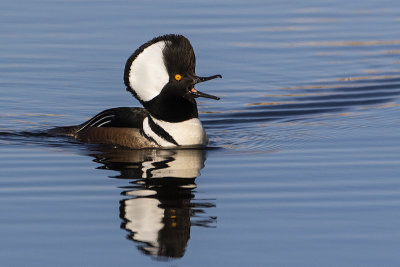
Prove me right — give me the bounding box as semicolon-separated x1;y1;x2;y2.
143;94;198;122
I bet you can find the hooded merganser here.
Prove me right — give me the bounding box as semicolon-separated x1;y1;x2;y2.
49;34;221;149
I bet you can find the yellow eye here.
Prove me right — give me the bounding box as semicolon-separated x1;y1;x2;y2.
175;74;182;81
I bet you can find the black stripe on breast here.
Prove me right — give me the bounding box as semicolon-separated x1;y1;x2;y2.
148;116;179;146
139;129;159;146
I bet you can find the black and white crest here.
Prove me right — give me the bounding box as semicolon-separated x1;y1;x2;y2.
124;34;195;103
123;34;221;123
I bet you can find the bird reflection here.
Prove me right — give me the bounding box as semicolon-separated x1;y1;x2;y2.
90;148;216;259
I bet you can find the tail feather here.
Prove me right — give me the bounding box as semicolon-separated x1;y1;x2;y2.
47;125;80;137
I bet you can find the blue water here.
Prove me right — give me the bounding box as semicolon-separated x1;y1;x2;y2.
1;0;400;266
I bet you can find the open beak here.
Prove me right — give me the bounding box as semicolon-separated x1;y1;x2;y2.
189;74;222;100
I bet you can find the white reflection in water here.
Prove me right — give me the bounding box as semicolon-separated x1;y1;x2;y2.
123;197;164;256
92;148;216;259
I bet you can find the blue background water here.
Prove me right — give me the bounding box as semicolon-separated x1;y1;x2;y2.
1;0;400;266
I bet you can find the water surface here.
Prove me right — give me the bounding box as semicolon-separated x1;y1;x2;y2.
1;0;400;266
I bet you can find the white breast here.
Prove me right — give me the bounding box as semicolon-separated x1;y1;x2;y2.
143;116;209;147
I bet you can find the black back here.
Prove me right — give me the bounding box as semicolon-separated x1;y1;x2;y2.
78;107;148;131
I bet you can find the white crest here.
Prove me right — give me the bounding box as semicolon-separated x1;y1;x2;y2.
128;41;169;102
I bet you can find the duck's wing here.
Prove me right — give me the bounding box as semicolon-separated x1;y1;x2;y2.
49;107;148;136
76;107;148;132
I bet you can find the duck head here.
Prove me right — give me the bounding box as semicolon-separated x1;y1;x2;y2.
124;34;221;123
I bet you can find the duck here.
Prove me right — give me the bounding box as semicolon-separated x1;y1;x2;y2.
49;34;221;149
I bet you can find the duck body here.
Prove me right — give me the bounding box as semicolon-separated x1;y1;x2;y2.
50;34;221;149
51;107;208;149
